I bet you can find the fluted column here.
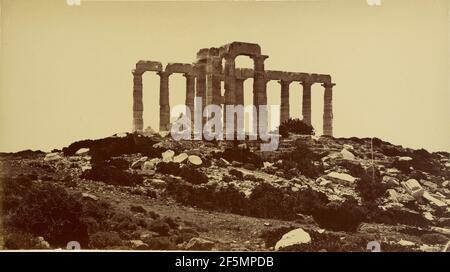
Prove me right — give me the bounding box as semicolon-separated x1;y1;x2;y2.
235;78;245;137
223;55;236;137
195;63;207;133
158;71;171;131
184;73;196;128
301;81;313;125
252;55;268;137
279;80;291;125
323;82;335;136
132;70;143;132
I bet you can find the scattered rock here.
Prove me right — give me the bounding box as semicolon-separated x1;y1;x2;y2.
188;155;202;166
430;227;450;236
274;228;311;250
398;156;413;162
401;179;424;198
398;239;415;247
142;158;161;171
442;180;450;188
162;150;175;162
149;179;166;189
341;149;355;160
130;240;149;250
173;153;188;164
382;176;400;188
423;212;434;221
185;237;215;250
44;153;62;162
423;191;447;208
81;193;99;201
386;189;399;203
35;236;50;249
75;148;89;156
131;156;148;169
325;172;357;184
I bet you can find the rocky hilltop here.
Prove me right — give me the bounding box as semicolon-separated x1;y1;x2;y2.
1;132;449;251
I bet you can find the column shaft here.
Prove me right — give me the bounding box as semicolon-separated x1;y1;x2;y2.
279;80;291;125
323;83;335;136
159;71;171;131
223;56;236;137
132;71;143;132
184;74;196;128
252;55;268;137
235;78;245;137
301;82;313;125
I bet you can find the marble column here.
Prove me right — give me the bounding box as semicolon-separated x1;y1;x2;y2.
184;73;196;128
195;63;207;133
223;55;236;137
301;81;313;125
322;82;335;136
158;71;171;131
235;78;245;137
279;80;291;125
252;55;268;138
132;70;143;132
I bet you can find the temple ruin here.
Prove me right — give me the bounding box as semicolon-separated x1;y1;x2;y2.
132;42;335;137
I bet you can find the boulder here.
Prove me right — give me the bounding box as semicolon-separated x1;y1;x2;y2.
129;240;149;250
173;153;188;164
398;239;415;247
421;180;438;190
188;155;202;166
382;176;400;188
142;126;156;136
340;149;355;160
131;156;148;169
81;193;99;201
35;236;50;249
398;156;413;162
430;227;450;236
44;152;62;162
142;158;161;171
441;180;450;188
75;148;89;156
153;142;164;149
401;179;424;198
325;172;357;184
274;228;311;250
185;237;214;250
386;189;399;203
423;191;447;208
162;150;175;162
149;179;166;189
343;144;354;150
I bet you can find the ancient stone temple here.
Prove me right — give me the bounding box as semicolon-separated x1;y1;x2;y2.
132;42;335;137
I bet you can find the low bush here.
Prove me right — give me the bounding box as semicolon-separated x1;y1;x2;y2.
278;118;314;138
6;183;89;247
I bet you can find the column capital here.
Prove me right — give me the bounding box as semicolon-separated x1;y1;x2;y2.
322;82;336;88
278;80;292;86
251;54;269;62
300;81;314;87
183;73;196;79
132;69;143;77
157;71;172;77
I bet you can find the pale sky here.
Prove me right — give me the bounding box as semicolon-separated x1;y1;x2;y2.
0;0;449;152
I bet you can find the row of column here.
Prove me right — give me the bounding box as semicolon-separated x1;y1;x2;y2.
132;71;196;133
278;80;334;136
132;70;334;137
